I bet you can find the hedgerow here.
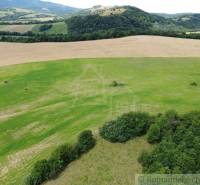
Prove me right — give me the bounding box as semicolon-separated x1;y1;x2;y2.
26;130;96;185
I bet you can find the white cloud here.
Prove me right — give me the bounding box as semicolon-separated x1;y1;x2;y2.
46;0;200;13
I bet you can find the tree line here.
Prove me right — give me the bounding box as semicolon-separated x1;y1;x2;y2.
0;28;200;43
0;19;63;25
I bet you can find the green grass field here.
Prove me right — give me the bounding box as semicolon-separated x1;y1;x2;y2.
1;58;200;185
32;22;68;34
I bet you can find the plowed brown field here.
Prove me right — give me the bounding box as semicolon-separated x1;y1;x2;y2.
1;35;200;66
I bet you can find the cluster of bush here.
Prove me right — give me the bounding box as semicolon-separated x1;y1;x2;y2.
190;82;198;86
147;110;180;144
26;130;96;185
139;111;200;174
110;81;125;87
100;110;200;174
39;24;53;32
99;112;154;142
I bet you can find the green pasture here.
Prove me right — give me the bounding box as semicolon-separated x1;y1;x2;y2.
32;22;68;34
0;58;200;184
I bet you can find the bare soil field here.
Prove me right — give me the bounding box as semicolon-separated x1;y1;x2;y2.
1;35;200;67
0;24;34;33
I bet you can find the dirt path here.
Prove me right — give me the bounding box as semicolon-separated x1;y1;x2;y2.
1;35;200;67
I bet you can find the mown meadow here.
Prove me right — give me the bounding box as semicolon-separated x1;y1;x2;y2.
1;58;200;184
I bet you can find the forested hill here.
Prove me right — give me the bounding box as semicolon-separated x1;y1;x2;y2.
66;6;200;41
66;6;178;40
171;14;200;29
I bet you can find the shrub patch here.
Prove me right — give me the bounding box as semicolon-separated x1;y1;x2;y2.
100;112;154;143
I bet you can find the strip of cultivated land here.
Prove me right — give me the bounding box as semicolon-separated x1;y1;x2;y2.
1;35;200;66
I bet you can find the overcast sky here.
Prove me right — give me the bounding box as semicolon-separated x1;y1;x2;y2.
45;0;200;13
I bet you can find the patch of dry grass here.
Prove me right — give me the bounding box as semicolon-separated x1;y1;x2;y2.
45;136;152;185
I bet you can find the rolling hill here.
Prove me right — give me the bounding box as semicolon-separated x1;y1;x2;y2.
0;0;79;15
157;13;200;29
68;5;169;33
0;8;63;23
0;0;79;23
66;6;185;41
64;6;200;42
1;5;200;42
172;14;200;29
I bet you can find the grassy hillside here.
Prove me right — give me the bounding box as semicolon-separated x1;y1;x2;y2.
1;58;200;184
